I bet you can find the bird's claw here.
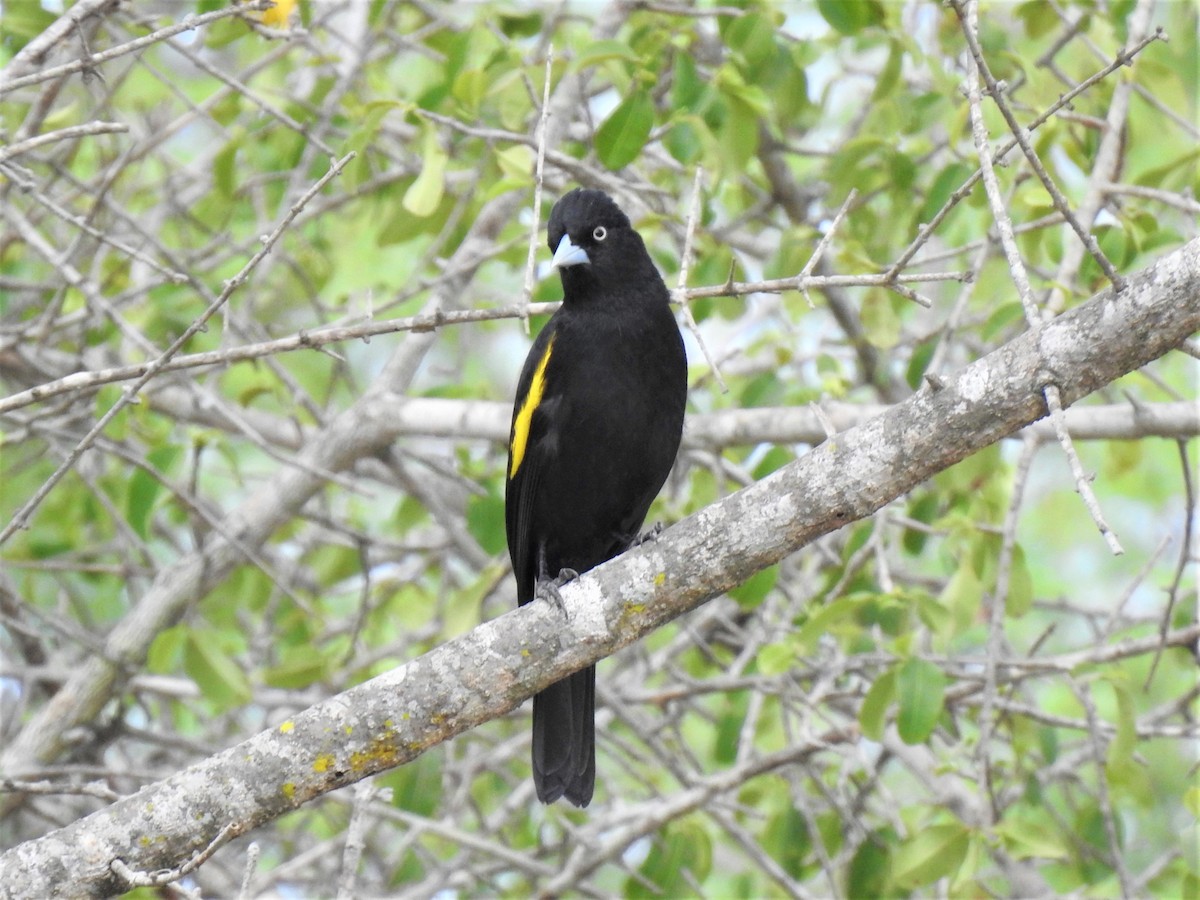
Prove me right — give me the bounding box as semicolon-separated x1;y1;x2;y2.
634;521;664;546
535;567;578;618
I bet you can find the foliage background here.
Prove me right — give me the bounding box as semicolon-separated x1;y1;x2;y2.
0;0;1196;896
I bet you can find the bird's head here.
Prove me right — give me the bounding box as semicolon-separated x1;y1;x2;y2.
546;189;657;299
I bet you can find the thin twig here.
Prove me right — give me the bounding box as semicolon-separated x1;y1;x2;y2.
960;0;1122;555
0;777;120;801
680;269;965;302
0;302;558;416
799;188;857;309
0;2;274;95
335;780;375;900
1075;684;1136;899
1;162;187;283
1045;384;1124;554
962;18;1042;328
521;48;554;333
950;0;1126;291
0;0;119;83
673;167;726;390
886;27;1163;278
0;152;356;547
1145;438;1197;686
977;433;1040;819
237;842;260;900
110;823;237;888
0;122;128;163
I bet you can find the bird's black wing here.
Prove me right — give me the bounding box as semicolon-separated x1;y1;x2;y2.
505;318;561;605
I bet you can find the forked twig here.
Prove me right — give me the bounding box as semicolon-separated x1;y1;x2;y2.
673;167;727;391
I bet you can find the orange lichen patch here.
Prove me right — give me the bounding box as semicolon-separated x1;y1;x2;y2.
281;782;296;801
313;753;336;773
348;729;402;773
279;720;294;734
654;571;667;587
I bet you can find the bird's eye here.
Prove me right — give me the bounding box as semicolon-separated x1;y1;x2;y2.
592;225;607;242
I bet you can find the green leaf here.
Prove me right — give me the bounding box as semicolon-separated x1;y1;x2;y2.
0;1;56;49
724;13;778;69
204;16;248;49
497;11;542;38
860;289;900;348
939;560;983;634
403;127;448;217
466;492;506;556
715;66;770;116
1104;676;1137;782
763;804;811;878
452;68;487;114
1006;543;1034;617
871;40;904;101
382;749;443;815
715;96;760;168
263;654;331;689
982;301;1028;341
629;819;713;898
795;598;858;653
847;832;892;898
896;658;945;744
126;446;181;540
494;144;533;180
574;39;641;72
773;48;811;122
185;631;251;708
596;91;655;170
672;53;712;114
730;563;778;608
379;180;453;245
902;492;938;555
905;335;937;391
1184;786;1200;818
751;447;792;480
891;822;971;888
665;118;704;165
308;544;360;585
888;151;917;192
757;640;798;677
859;668;896;740
347;100;397;155
918;162;973;226
997;813;1070;861
1017;0;1060;37
213;138;241;200
147;625;187;674
909;588;954;639
817;0;885;35
713;698;745;764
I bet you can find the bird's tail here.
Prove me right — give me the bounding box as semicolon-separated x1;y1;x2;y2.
531;665;595;807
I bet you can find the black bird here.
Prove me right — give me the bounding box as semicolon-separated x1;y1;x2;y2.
505;188;687;806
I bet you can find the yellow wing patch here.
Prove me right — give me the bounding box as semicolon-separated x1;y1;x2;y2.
509;335;556;478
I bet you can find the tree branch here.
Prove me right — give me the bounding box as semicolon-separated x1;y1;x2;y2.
2;236;1197;899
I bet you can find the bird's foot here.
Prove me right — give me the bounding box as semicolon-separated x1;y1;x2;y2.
535;567;579;617
634;522;664;546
